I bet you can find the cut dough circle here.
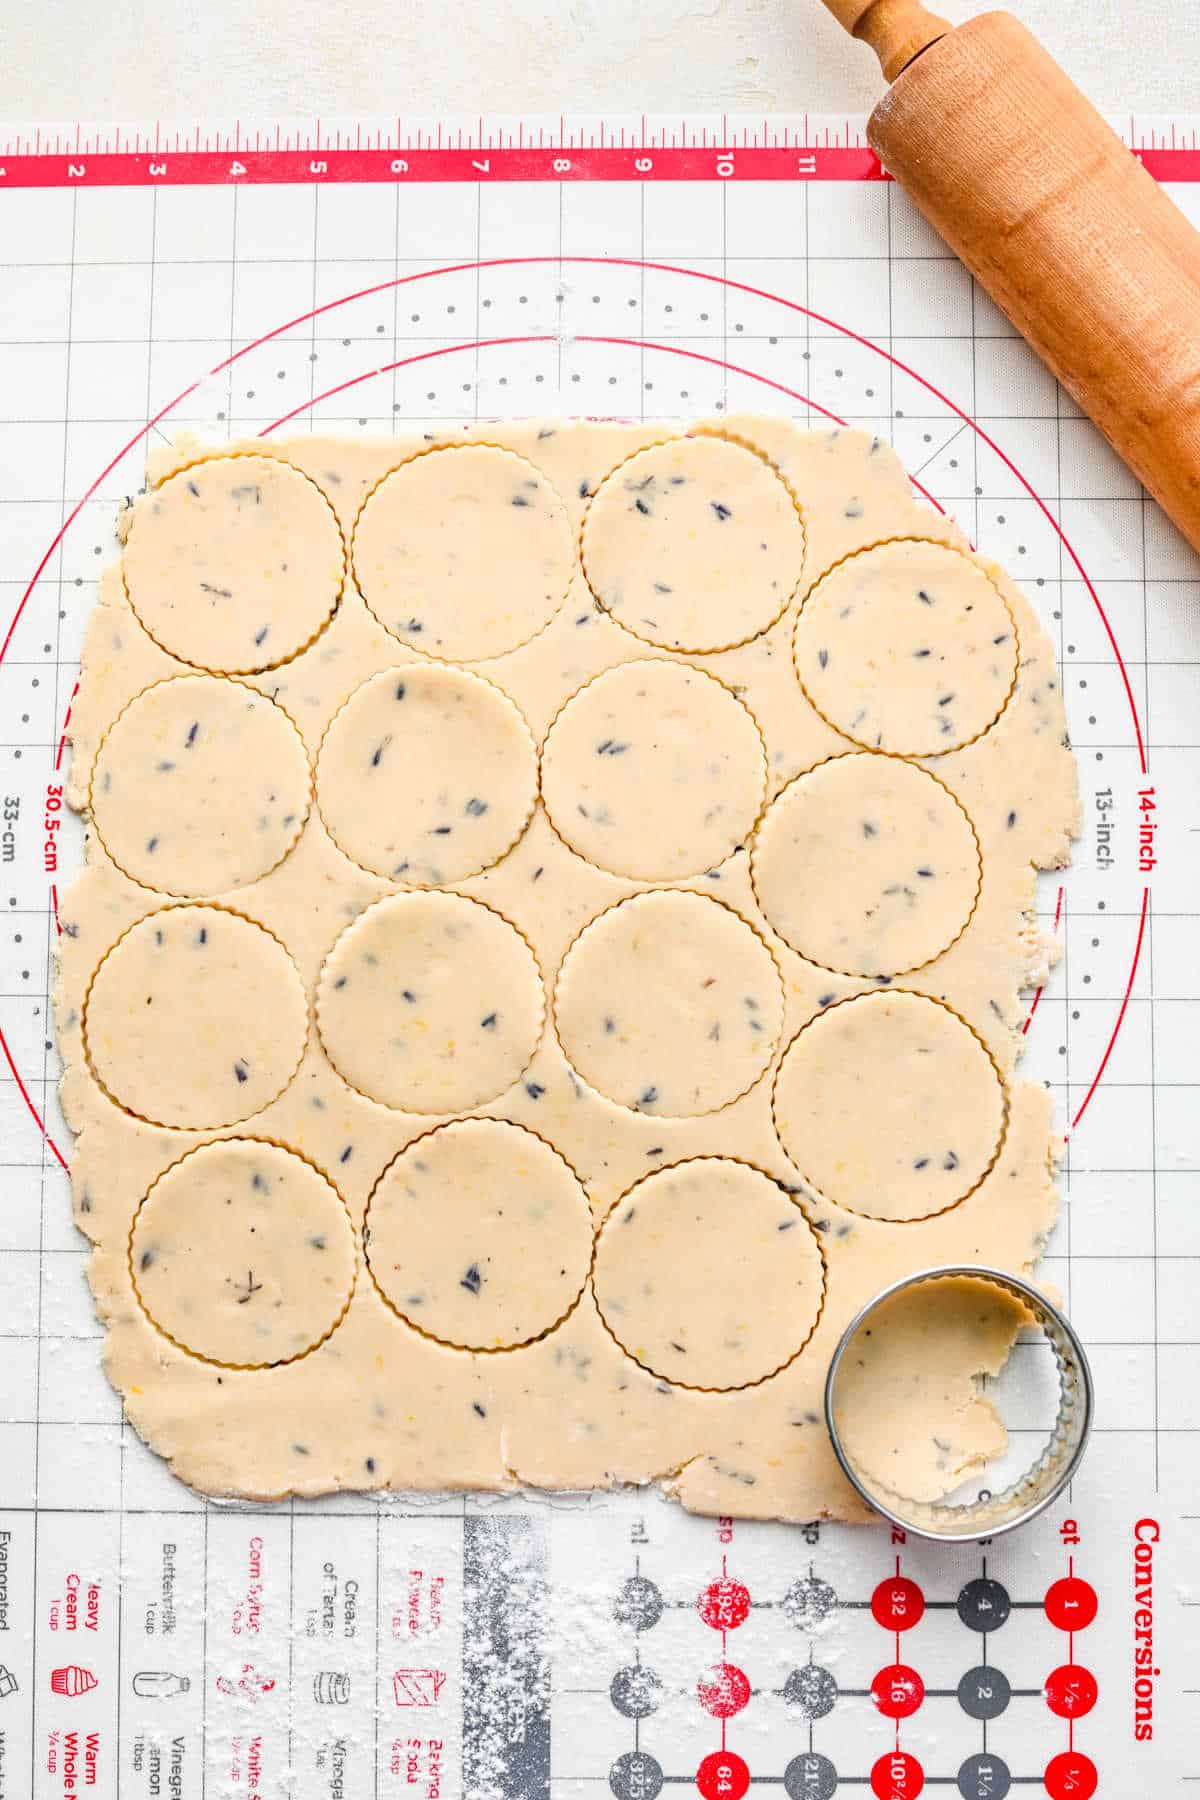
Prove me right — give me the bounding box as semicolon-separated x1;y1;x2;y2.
793;540;1018;755
365;1119;593;1349
316;891;544;1113
131;1139;356;1367
123;455;345;673
581;436;806;652
751;754;980;977
773;991;1006;1221
84;906;308;1129
554;891;783;1117
90;676;311;897
592;1158;825;1389
317;663;537;884
540;659;767;880
352;445;574;660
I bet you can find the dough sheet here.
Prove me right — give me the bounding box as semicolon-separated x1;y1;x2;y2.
56;418;1078;1520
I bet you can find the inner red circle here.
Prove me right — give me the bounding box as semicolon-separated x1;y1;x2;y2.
871;1576;925;1632
1044;1576;1098;1632
699;1577;752;1631
1044;1749;1098;1800
696;1750;751;1800
870;1750;925;1800
871;1663;925;1719
1044;1663;1098;1718
697;1662;751;1718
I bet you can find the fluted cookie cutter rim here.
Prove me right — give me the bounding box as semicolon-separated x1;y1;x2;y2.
824;1264;1094;1542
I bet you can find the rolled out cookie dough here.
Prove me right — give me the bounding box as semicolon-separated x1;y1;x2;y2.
582;435;806;651
90;676;311;896
540;659;766;880
316;890;545;1113
554;890;784;1116
794;539;1018;755
122;453;345;673
773;991;1006;1222
751;753;980;976
131;1140;357;1367
59;418;1078;1520
364;1119;593;1349
592;1158;825;1389
352;445;575;660
84;905;309;1129
317;663;538;884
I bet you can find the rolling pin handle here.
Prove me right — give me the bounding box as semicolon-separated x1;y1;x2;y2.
820;0;952;82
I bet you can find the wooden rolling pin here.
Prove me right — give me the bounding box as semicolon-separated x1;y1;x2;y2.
820;1;1200;554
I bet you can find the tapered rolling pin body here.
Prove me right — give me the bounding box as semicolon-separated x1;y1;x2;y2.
823;5;1200;554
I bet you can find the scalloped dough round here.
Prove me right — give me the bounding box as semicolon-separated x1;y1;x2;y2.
317;664;537;883
122;455;344;673
131;1140;356;1367
90;676;311;896
773;991;1006;1221
593;1158;825;1389
793;540;1018;755
317;891;544;1112
84;906;309;1128
365;1119;593;1349
352;446;574;659
540;659;766;880
555;891;783;1116
751;754;980;976
582;437;805;652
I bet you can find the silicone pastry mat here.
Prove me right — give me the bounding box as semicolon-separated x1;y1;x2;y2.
0;113;1197;1797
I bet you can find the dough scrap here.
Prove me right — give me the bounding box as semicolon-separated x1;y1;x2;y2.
131;1140;356;1367
57;419;1078;1520
794;539;1018;755
353;445;575;660
90;676;311;896
365;1119;593;1349
554;890;784;1116
582;436;805;651
592;1158;825;1389
773;991;1006;1221
541;659;766;880
317;663;537;884
316;890;544;1113
751;753;980;976
122;454;345;673
833;1276;1025;1503
83;905;308;1129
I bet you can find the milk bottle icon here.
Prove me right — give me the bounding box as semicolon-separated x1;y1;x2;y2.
132;1671;191;1699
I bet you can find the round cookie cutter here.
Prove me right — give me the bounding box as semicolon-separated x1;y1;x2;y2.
824;1265;1093;1542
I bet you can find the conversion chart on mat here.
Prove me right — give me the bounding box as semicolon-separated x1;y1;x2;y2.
0;112;1197;1798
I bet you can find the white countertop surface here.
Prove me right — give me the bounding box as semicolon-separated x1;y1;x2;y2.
9;0;1192;125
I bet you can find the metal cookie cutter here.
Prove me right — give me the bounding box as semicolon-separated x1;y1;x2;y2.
824;1264;1093;1542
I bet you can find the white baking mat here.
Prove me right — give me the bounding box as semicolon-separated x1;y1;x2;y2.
0;113;1196;1798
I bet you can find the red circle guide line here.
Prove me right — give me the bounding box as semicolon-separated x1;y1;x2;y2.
1069;884;1150;1136
260;330;944;527
7;257;1145;1167
3;252;1149;777
0;1023;67;1171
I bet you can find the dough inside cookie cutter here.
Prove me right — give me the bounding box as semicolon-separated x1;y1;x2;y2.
825;1266;1093;1540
